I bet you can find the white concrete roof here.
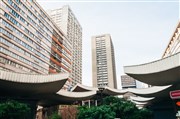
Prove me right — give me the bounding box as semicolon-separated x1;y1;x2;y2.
37;90;97;106
124;52;180;86
71;84;128;95
0;70;175;106
131;100;148;105
0;69;69;83
0;70;69;94
0;70;98;106
71;84;172;98
71;83;98;92
102;87;128;95
126;85;172;97
130;96;155;102
57;90;97;99
127;85;171;95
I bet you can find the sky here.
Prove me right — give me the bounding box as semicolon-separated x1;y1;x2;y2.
37;0;179;89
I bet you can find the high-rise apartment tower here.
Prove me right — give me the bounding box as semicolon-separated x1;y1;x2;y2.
162;21;180;58
0;0;72;90
47;6;82;87
92;34;117;89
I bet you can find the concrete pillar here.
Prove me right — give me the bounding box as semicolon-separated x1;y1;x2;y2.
95;100;97;106
82;101;84;106
88;100;90;108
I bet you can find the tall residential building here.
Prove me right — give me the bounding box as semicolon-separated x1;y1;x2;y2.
121;75;136;89
162;21;180;58
47;5;82;87
92;34;117;89
0;0;72;89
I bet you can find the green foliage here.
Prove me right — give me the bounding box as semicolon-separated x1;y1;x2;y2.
102;96;137;118
78;96;153;119
77;105;115;119
103;96;153;119
133;108;153;119
48;112;62;119
0;100;30;119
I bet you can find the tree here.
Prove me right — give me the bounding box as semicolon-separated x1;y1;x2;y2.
77;105;115;119
78;96;153;119
48;112;62;119
0;100;30;119
103;96;153;119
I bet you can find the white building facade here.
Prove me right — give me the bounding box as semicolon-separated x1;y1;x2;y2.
162;21;180;58
92;34;117;89
47;6;82;87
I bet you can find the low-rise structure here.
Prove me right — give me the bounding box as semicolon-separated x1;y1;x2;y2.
121;75;136;89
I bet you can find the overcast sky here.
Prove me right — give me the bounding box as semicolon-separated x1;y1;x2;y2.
37;0;179;89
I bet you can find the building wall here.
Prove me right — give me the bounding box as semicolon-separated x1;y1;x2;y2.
0;0;72;88
47;5;82;87
162;21;180;58
121;75;136;89
92;34;117;89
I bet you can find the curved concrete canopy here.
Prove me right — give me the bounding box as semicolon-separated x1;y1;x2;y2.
124;52;180;86
71;84;127;95
102;87;128;95
0;69;175;107
0;70;69;95
0;70;69;83
127;85;172;98
130;96;155;102
57;90;97;99
131;100;148;105
71;83;98;92
38;90;97;106
128;84;180;106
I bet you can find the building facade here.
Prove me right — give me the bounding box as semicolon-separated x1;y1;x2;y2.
121;75;136;89
162;21;180;58
47;6;82;87
92;34;117;89
0;0;72;89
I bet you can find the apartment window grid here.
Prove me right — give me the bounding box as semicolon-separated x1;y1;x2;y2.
67;10;82;85
1;17;50;59
0;0;72;74
0;28;49;74
47;6;81;87
2;1;52;53
95;37;108;87
0;19;50;62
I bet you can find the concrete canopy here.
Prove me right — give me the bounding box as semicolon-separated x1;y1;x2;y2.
71;83;98;92
102;87;128;95
0;70;98;106
131;100;148;105
126;85;172;98
71;84;127;96
0;70;69;96
124;52;180;86
0;70;175;106
37;90;97;106
68;83;173;99
130;96;155;102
